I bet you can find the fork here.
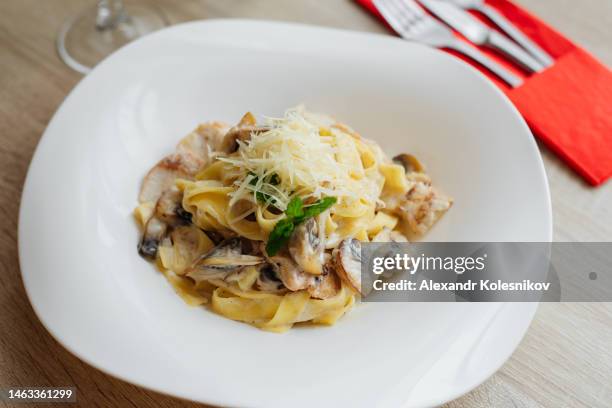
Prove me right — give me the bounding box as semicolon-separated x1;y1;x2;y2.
373;0;523;87
440;0;554;68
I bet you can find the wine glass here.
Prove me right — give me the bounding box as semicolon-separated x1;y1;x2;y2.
57;0;169;74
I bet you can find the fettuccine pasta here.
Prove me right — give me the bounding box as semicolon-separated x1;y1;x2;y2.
135;106;451;332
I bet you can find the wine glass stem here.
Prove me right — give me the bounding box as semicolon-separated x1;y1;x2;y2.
96;0;126;30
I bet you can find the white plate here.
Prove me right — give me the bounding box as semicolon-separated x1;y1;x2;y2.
19;20;551;408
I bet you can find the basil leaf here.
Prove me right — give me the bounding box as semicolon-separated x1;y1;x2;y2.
265;218;295;256
266;196;336;256
298;196;337;222
285;196;304;218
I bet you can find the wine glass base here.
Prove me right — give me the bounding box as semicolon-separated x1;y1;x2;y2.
57;0;168;74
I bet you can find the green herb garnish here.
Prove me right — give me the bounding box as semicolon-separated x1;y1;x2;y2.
285;196;304;218
300;197;337;221
264;218;295;257
265;196;337;256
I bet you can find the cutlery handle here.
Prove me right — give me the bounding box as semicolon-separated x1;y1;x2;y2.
447;39;523;88
479;4;554;68
486;31;545;73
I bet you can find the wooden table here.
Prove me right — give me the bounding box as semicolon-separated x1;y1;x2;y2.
1;1;611;407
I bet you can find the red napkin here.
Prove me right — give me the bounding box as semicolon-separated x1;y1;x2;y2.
356;0;612;186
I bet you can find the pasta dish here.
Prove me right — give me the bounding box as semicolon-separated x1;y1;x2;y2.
135;106;452;332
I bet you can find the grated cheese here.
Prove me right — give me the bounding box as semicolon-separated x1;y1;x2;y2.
219;106;382;212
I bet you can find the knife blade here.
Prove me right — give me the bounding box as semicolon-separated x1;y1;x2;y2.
418;0;545;73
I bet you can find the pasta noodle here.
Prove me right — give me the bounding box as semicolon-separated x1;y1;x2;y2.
135;106;452;332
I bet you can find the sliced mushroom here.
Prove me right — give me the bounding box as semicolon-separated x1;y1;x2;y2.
238;111;257;127
255;263;287;293
203;230;226;245
369;228;408;280
220;126;270;153
266;251;339;298
138;123;231;262
138;216;167;260
267;252;312;291
137;187;192;260
393;153;424;174
155;187;189;225
289;218;325;275
220;112;271;153
308;264;340;299
186;238;264;282
333;238;362;294
175;205;193;224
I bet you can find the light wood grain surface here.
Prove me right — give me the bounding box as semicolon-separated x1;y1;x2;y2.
1;1;611;407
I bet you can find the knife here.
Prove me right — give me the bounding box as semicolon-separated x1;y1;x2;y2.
418;0;545;73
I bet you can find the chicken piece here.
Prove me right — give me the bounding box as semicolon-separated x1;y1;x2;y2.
138;153;199;204
176;121;228;164
138;122;231;259
397;176;452;237
384;153;453;237
140;122;229;204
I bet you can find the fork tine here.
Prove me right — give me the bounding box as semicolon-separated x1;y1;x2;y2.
375;0;422;37
388;0;425;22
401;0;426;17
373;0;406;36
374;0;408;36
373;0;523;86
388;0;417;26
